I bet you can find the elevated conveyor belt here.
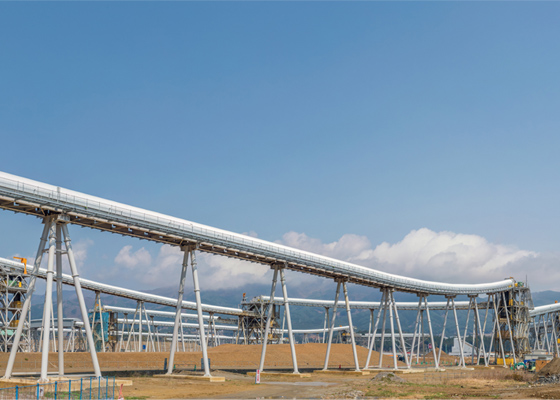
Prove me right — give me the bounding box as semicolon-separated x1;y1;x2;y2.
102;305;239;324
0;171;515;295
118;318;349;335
251;295;475;310
0;257;251;317
530;303;560;317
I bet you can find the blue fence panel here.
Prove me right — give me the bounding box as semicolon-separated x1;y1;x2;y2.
0;376;115;400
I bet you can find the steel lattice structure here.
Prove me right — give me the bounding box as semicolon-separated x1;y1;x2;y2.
0;262;30;352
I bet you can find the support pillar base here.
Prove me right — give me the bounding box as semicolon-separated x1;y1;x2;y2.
153;374;225;382
364;367;441;374
313;370;370;376
247;371;311;378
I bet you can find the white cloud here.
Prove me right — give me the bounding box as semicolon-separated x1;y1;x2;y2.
368;228;537;283
197;252;270;289
114;245;152;269
107;228;558;292
279;232;371;262
73;239;94;269
110;244;270;290
278;228;553;289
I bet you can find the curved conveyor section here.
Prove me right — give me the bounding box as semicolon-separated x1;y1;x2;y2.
530;303;560;317
0;171;515;295
252;295;475;310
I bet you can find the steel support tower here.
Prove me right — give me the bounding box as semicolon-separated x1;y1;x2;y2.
0;262;30;352
240;295;282;344
494;283;531;364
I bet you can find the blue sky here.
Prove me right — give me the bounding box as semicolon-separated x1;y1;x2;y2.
1;2;560;292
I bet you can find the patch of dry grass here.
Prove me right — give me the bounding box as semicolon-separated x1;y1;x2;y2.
471;368;534;382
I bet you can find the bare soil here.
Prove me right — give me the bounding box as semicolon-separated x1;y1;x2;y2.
3;345;558;398
0;343;405;373
537;357;560;376
122;368;560;399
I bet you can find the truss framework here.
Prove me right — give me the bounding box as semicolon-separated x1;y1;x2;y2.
0;263;30;352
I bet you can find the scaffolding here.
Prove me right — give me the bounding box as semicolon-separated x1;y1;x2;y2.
494;282;532;363
0;261;30;352
239;296;282;344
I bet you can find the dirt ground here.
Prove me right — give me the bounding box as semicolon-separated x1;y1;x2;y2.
123;368;560;399
0;343;406;373
2;344;559;399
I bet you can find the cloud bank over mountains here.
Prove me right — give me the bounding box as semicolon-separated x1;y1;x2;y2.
279;229;540;285
106;228;555;292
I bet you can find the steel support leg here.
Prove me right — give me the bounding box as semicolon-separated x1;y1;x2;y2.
168;248;189;373
118;314;127;352
367;309;373;350
4;218;51;379
437;298;450;367
392;296;409;368
418;309;424;364
50;296;57;352
259;266;279;372
472;301;477;365
501;292;517;364
322;308;328;344
451;297;466;368
323;281;341;370
462;300;472;351
492;294;507;367
544;314;551;353
279;268;299;373
125;305;138;352
541;315;548;351
342;281;360;371
235;318;241;345
138;301;143;352
409;296;423;367
473;297;488;366
56;225;64;376
281;308;286;344
485;304;497;365
364;291;384;369
156;323;161;352
388;291;398;370
378;289;389;368
480;295;492;365
144;307;155;352
532;317;540;351
189;250;210;376
96;293;106;352
39;221;57;382
180;314;186;352
551;313;559;357
61;223;102;377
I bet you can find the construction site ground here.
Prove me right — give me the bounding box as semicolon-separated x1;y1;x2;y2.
1;344;559;398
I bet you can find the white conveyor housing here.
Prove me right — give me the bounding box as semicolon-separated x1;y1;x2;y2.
250;295;475;310
0;171;515;295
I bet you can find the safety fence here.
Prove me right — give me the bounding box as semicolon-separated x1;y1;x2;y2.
0;376;115;400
